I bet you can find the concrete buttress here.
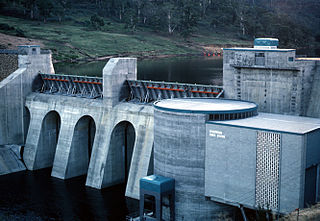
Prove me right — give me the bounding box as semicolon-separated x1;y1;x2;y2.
23;58;154;199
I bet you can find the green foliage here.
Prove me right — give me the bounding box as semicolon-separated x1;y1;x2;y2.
90;14;104;30
177;0;200;38
0;0;319;47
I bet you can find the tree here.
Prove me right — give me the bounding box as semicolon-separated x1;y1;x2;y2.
90;14;105;30
163;1;179;35
177;0;200;38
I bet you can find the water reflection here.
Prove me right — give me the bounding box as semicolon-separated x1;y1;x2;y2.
54;56;223;86
0;169;138;220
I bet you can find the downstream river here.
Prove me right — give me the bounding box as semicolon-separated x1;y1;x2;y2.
0;57;223;221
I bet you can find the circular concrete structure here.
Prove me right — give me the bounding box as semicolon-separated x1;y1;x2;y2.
153;98;258;220
154;98;257;114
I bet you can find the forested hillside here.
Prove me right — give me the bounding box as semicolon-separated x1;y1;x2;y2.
0;0;319;60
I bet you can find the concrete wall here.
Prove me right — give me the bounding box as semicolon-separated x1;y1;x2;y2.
154;109;235;220
306;129;320;168
223;49;317;116
205;122;308;214
0;52;54;145
205;124;257;207
279;133;305;213
24;93;154;199
103;58;137;107
66;116;95;179
86;102;154;199
22;57;154;199
307;61;320;118
34;111;60;169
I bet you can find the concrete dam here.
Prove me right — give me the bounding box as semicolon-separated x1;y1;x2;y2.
1;39;320;220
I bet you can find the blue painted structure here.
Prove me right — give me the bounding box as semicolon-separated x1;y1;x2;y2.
254;38;279;47
140;175;175;221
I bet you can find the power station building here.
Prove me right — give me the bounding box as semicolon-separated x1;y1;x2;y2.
153;98;320;220
149;39;320;220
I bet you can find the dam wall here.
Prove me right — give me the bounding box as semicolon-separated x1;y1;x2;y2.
23;57;153;199
306;60;320;118
23;93;154;199
223;48;320;117
0;46;54;145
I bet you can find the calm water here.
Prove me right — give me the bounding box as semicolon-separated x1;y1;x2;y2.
0;57;223;221
54;56;223;85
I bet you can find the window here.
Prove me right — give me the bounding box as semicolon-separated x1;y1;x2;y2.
255;53;265;66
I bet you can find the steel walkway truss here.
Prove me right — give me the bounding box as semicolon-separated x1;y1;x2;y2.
39;73;103;99
127;80;224;103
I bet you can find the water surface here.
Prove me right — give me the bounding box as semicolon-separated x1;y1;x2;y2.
54;56;223;85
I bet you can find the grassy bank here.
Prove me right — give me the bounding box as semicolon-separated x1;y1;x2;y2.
0;14;250;63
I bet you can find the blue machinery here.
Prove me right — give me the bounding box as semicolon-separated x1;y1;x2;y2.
38;73;224;102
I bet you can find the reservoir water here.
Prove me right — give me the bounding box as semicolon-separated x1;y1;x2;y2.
54;56;223;85
0;56;223;221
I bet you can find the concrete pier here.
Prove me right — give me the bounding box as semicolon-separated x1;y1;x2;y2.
23;57;154;199
0;46;54;146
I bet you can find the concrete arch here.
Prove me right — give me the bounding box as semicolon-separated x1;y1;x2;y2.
23;106;31;143
104;120;136;185
34;110;61;169
65;115;96;179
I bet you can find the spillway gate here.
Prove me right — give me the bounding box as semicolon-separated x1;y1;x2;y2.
39;73;103;99
37;74;224;101
128;80;224;103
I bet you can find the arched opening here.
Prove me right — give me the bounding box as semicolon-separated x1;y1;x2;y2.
35;111;61;169
66;116;96;179
108;121;135;185
23;107;31;144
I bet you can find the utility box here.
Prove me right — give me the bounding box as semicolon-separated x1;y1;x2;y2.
205;113;320;214
140;175;175;221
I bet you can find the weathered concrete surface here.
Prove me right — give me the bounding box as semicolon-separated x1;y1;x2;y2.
24;94;103;173
23;57;153;199
0;145;26;175
154;109;235;220
223;49;318;116
0;51;54;146
307;61;320;118
86;102;154;199
103;57;137;107
23;93;154;199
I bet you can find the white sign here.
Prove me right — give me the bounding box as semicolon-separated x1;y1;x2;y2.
209;130;226;139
